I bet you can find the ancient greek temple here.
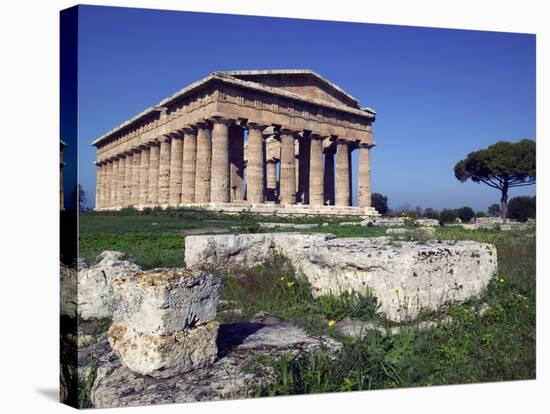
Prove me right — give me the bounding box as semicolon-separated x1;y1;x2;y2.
92;70;378;216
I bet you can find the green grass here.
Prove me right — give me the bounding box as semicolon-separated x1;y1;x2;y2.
78;211;536;395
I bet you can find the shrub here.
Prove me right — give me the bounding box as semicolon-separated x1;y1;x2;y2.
423;208;439;220
371;193;389;215
439;209;458;223
507;196;535;222
457;206;475;223
475;211;487;218
488;203;501;217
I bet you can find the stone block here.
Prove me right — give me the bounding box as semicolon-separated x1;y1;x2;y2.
185;233;497;321
108;268;222;377
108;320;219;378
61;251;141;321
112;269;222;335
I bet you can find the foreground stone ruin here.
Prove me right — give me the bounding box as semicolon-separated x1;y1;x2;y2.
109;268;222;377
90;314;339;407
185;233;498;320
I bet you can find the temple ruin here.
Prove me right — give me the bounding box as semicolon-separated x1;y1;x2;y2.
92;70;378;216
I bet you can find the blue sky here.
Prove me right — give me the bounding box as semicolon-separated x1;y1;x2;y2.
74;5;535;211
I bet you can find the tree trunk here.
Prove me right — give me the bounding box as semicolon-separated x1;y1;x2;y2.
500;183;509;223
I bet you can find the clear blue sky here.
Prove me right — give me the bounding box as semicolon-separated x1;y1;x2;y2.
75;5;536;211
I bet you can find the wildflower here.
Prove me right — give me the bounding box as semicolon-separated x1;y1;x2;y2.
394;288;399;294
287;281;295;287
327;320;336;327
410;237;414;240
279;276;285;281
499;278;505;284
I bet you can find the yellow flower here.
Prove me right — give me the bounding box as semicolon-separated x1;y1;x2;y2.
279;276;285;281
394;288;399;294
287;281;295;287
327;320;336;327
410;237;414;240
499;278;505;283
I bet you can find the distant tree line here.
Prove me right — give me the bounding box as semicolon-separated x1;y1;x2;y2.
372;192;535;223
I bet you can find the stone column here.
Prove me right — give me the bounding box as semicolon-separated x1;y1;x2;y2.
158;136;171;206
335;140;351;207
324;145;335;205
181;126;197;204
194;121;212;203
138;146;150;208
131;148;141;207
95;162;103;210
309;134;325;206
358;143;372;208
229;125;244;202
110;158;119;209
104;161;112;209
246;122;266;204
279;128;297;205
169;134;183;206
148;142;160;206
210;117;233;203
266;159;277;201
297;135;310;204
124;152;133;207
118;155;126;208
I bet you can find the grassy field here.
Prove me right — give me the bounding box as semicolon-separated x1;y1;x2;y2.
79;210;536;394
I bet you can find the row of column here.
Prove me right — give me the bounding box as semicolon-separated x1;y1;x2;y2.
96;119;372;210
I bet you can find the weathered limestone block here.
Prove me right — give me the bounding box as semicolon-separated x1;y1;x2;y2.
111;269;222;335
416;218;440;227
91;315;340;408
109;268;222;378
185;234;497;321
185;233;333;269
77;251;141;320
386;227;436;237
108;320;219;378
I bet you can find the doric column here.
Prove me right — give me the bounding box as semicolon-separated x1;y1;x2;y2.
229;125;244;202
138;146;150;208
95;162;103;210
266;159;277;201
279;128;297;205
246;122;267;204
104;161;112;209
210;117;233;203
309;133;325;206
335;140;351;207
194;121;212;203
148;142;160;206
181;126;197;204
168;133;183;206
158;136;171;206
324;145;335;205
124;151;133;207
131;148;141;207
358;143;372;208
297;135;310;204
110;158;119;209
117;155;126;208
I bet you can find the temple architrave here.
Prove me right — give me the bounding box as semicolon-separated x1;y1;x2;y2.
92;70;379;216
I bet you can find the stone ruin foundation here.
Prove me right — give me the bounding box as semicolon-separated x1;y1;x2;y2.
108;268;222;378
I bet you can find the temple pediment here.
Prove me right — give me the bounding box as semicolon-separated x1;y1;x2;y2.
221;70;360;109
